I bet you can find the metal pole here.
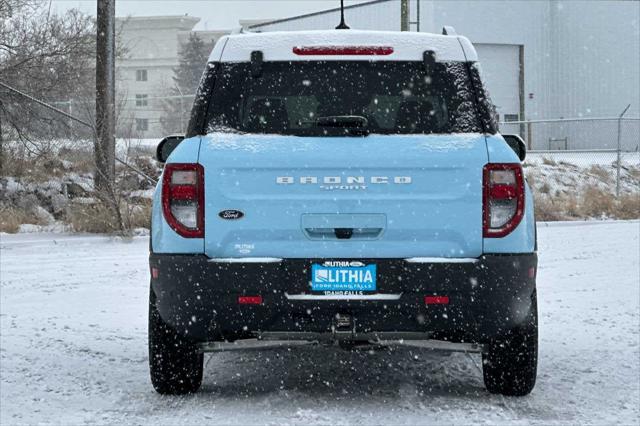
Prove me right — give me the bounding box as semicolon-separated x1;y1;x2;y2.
518;45;525;139
416;0;420;32
95;0;116;192
0;99;3;176
616;104;631;197
401;0;410;31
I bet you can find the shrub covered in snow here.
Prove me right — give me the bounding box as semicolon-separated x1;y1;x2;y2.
525;159;639;221
0;147;159;234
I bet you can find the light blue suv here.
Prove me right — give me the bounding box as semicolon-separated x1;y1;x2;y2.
148;28;537;396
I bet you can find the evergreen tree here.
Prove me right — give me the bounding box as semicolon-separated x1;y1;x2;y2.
173;33;209;95
160;33;210;134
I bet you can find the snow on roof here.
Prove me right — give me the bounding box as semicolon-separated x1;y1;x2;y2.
208;30;477;63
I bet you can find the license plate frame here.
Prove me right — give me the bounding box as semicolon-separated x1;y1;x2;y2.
310;262;377;292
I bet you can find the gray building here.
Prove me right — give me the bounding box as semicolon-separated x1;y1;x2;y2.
247;0;640;150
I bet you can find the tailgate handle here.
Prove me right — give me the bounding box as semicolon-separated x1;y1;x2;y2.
301;214;386;241
303;227;383;240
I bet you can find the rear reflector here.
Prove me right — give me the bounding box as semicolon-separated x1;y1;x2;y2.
238;296;263;305
425;296;449;305
151;267;159;279
293;46;394;56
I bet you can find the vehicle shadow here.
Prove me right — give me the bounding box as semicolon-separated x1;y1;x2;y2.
201;344;487;399
117;344;565;424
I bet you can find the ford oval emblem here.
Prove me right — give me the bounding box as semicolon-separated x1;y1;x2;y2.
219;209;244;220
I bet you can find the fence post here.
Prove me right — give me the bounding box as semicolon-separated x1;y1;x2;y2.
616;104;631;197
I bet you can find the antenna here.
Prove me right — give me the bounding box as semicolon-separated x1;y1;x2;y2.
335;0;350;30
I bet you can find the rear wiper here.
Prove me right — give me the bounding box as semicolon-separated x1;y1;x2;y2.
315;115;369;129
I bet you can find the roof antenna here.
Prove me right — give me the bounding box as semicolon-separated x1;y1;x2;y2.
335;0;350;29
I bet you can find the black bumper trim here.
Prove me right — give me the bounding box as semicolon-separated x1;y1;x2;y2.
150;253;537;344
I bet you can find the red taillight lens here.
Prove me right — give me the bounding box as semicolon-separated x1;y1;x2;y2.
162;163;204;238
292;46;394;56
483;163;525;238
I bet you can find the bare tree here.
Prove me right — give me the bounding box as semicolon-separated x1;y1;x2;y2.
0;0;96;161
0;1;133;233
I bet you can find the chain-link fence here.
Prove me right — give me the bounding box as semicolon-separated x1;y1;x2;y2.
499;117;639;151
499;117;640;196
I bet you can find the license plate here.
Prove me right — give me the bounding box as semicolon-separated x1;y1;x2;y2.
311;262;376;292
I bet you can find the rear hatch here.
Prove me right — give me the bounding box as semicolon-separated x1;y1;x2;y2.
195;42;494;259
200;133;487;259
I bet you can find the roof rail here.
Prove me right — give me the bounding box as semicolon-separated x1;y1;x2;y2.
442;26;457;36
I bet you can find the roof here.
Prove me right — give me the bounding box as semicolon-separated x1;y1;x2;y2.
116;15;200;31
208;30;477;63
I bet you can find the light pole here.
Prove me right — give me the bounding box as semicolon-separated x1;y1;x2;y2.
95;0;116;191
401;0;410;31
616;104;631;197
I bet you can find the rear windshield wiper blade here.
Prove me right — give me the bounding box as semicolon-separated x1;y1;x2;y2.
314;115;369;129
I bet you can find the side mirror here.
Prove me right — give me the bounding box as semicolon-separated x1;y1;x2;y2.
156;135;185;163
502;134;527;162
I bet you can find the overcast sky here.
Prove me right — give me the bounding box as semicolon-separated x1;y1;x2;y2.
51;0;371;30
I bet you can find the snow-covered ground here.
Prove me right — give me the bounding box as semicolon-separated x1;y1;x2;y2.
1;222;639;425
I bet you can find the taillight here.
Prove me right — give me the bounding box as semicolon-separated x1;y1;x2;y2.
162;163;204;238
483;163;525;238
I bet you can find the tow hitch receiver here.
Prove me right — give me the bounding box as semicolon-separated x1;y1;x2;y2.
334;313;353;332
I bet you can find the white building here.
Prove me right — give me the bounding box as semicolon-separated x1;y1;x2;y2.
116;16;228;138
247;0;640;150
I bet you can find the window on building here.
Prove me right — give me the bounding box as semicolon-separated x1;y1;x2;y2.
504;114;520;122
135;94;148;107
136;118;149;131
136;69;148;82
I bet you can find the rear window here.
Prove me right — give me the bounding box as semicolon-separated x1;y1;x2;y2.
201;61;495;136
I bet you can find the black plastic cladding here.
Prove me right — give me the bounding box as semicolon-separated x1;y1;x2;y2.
149;253;537;343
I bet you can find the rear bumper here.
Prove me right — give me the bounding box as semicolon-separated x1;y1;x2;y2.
149;253;537;344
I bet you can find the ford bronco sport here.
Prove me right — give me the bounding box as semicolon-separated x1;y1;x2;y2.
148;28;538;397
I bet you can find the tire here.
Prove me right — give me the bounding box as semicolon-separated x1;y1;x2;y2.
482;292;538;396
148;288;203;395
